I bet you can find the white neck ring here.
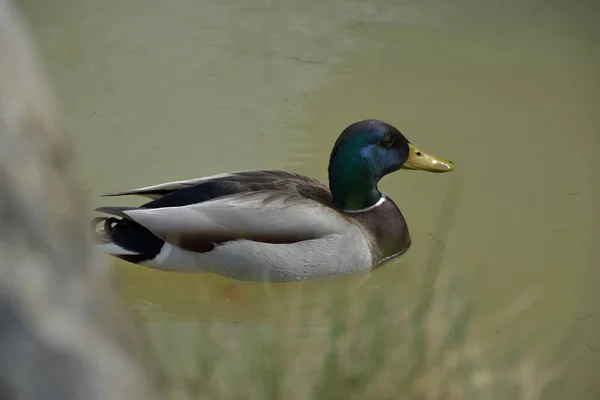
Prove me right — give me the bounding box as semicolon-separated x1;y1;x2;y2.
341;196;386;214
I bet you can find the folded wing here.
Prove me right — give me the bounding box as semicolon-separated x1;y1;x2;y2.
102;170;327;200
121;190;353;253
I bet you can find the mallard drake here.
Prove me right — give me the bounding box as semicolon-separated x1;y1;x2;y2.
91;119;454;282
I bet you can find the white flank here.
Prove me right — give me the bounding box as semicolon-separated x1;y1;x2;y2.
143;243;206;272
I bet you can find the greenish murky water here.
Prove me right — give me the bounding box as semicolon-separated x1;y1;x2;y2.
21;0;599;398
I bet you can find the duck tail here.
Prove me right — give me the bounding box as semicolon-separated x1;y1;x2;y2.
90;216;141;256
90;212;164;263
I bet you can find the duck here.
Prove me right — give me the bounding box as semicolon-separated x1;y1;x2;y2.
91;119;455;282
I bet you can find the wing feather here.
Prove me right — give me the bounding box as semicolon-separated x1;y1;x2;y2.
122;190;353;252
102;170;327;200
102;172;237;199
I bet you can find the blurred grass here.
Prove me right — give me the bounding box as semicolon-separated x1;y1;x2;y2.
135;178;560;400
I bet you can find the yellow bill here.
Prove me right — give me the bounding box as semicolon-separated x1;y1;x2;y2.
401;143;455;173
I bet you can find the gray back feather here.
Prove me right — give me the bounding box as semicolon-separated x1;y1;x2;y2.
123;190;361;251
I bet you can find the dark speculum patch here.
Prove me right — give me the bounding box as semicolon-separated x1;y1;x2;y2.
173;229;320;253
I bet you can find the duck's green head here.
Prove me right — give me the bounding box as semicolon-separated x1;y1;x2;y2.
328;119;455;211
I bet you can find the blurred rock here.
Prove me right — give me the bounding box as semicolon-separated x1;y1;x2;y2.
0;1;157;399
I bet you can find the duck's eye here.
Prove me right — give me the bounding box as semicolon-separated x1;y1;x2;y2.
380;136;394;148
